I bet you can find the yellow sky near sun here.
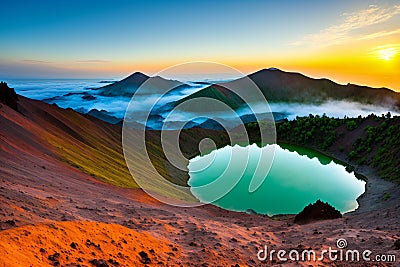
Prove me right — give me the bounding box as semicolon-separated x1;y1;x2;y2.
114;39;400;91
231;5;400;91
222;45;399;91
41;4;400;91
58;40;399;91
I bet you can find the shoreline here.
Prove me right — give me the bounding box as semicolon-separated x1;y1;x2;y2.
277;141;397;214
187;139;397;216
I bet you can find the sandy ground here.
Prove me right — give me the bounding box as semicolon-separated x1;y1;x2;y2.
0;97;400;266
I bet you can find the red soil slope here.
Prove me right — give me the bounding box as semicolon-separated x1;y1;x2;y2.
0;221;181;267
0;96;399;266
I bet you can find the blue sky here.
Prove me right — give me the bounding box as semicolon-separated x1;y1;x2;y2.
0;0;399;90
0;1;345;61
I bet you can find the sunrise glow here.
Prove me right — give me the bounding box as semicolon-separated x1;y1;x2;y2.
0;1;399;90
378;47;397;61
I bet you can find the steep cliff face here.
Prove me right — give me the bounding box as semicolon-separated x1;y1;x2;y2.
0;82;18;111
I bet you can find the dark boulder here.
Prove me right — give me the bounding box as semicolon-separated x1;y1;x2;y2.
48;252;60;266
0;82;18;111
89;259;109;267
138;251;151;264
294;199;342;224
394;239;400;250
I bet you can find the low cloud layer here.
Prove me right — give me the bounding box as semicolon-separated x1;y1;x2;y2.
8;79;400;130
269;100;400;120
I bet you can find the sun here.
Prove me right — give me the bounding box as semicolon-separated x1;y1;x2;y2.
377;48;397;61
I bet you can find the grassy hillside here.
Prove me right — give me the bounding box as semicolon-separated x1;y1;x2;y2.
17;97;136;188
273;113;400;182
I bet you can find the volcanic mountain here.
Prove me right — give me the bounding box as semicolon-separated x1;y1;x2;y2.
174;68;400;110
96;71;184;96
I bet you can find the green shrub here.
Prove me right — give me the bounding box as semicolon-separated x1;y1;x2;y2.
382;192;391;201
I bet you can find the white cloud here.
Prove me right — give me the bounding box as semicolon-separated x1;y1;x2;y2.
22;59;53;64
368;43;400;53
358;28;400;40
290;5;400;47
76;60;110;63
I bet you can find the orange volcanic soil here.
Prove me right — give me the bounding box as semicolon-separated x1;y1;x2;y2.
1;91;400;266
0;221;181;267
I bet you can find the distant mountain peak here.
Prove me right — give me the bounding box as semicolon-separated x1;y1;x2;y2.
97;71;184;97
174;67;400;111
250;68;284;76
130;71;149;77
124;71;150;80
259;67;283;72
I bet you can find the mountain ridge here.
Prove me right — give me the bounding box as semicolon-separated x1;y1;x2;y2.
174;68;400;111
96;71;184;96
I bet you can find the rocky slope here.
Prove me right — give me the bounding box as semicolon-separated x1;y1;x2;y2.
0;83;399;266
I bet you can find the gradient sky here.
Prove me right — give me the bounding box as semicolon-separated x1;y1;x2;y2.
0;0;399;90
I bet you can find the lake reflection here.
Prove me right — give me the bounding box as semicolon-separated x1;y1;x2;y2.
188;144;365;216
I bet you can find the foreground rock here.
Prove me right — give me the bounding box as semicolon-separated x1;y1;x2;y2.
395;239;400;250
0;82;18;111
294;199;342;224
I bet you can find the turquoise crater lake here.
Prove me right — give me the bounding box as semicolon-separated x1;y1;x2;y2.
188;144;366;216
